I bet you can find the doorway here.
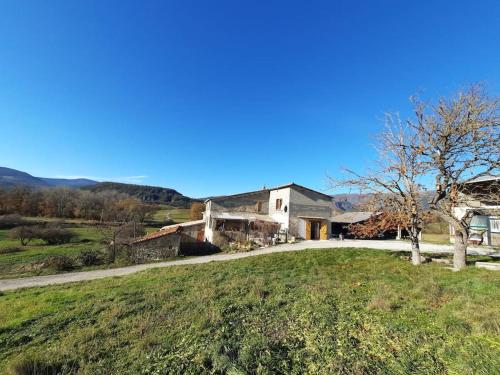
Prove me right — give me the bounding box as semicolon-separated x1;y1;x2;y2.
310;220;321;240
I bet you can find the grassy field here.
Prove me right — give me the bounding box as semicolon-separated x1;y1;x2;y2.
151;204;191;224
0;227;107;279
422;219;451;245
421;233;450;245
0;205;193;279
0;248;498;374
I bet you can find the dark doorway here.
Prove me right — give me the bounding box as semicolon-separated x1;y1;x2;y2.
310;221;321;240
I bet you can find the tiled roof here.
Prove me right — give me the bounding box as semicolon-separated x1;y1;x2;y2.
133;219;206;244
330;211;374;224
160;219;205;230
131;225;181;244
205;183;332;202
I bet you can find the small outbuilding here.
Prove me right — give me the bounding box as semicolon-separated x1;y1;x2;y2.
329;211;374;238
129;220;209;262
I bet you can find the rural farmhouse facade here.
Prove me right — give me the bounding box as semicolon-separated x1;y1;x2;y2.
204;183;335;244
130;183;378;260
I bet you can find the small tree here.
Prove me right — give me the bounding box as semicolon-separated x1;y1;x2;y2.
189;202;205;220
409;85;500;270
8;226;37;246
331;115;427;265
106;222;145;263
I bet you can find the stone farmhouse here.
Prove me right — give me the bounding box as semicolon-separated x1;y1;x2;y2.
130;183;379;260
204;183;336;244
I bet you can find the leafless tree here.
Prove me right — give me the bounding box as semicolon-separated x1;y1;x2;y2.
189;202;205;220
408;85;500;269
330;115;427;265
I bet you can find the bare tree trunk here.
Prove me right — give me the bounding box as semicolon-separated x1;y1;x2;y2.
410;236;422;265
453;231;467;270
409;214;422;265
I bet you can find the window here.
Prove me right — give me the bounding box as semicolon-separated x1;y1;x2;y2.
491;219;500;233
276;198;283;210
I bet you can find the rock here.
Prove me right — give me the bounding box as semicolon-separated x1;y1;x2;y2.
475;262;500;271
431;258;452;265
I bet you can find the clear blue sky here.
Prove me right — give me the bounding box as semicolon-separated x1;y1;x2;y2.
1;1;499;198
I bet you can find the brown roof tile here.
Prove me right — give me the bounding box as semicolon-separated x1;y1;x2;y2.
131;225;182;244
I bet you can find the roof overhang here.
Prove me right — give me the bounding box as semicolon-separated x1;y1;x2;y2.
298;216;329;220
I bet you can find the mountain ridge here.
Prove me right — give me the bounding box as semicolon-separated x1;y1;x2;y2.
0;167;97;189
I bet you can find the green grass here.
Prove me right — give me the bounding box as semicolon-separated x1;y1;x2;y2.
0;227;107;279
151;204;191;224
422;233;451;245
0;248;498;374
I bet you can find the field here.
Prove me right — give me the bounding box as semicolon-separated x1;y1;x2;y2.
0;206;192;280
422;219;450;245
0;227;108;280
0;248;499;374
421;233;450;245
152;205;191;224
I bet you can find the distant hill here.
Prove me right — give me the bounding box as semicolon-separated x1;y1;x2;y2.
1;166;196;208
39;177;98;188
331;191;433;211
0;167;50;189
82;182;197;207
0;167;97;189
331;193;372;211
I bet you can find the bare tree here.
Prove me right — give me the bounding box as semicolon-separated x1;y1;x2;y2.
330;115;427;265
408;85;500;269
189;202;205;220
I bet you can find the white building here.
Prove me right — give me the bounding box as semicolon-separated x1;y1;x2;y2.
203;183;335;244
451;176;500;246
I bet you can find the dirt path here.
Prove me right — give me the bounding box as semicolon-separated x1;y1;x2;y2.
0;240;494;291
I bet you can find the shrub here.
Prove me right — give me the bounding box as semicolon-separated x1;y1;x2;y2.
45;255;75;271
8;226;38;246
10;355;78;375
78;250;105;266
0;246;23;254
38;228;75;245
0;214;27;229
189;202;205;220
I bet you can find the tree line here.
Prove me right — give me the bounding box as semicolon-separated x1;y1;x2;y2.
0;186;156;222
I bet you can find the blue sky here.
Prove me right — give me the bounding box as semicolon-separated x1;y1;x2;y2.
1;1;499;198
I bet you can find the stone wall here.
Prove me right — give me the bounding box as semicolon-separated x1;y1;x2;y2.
129;234;181;263
210;190;270;214
179;233;217;255
288;186;333;237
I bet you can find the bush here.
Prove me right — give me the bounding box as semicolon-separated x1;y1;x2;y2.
0;246;23;254
45;255;75;271
10;355;78;375
38;228;75;245
0;214;26;229
78;250;105;266
8;226;38;246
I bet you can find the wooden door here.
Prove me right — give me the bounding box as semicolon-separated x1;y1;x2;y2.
305;221;311;240
320;221;328;240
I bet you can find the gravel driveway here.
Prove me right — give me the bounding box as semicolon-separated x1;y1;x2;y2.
0;240;494;292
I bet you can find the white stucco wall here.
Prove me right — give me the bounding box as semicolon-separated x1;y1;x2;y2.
203;201;214;242
268;188;291;231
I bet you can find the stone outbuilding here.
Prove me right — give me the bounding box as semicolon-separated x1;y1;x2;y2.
129;220;208;262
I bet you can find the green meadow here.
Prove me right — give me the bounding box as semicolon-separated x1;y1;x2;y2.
0;248;498;374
